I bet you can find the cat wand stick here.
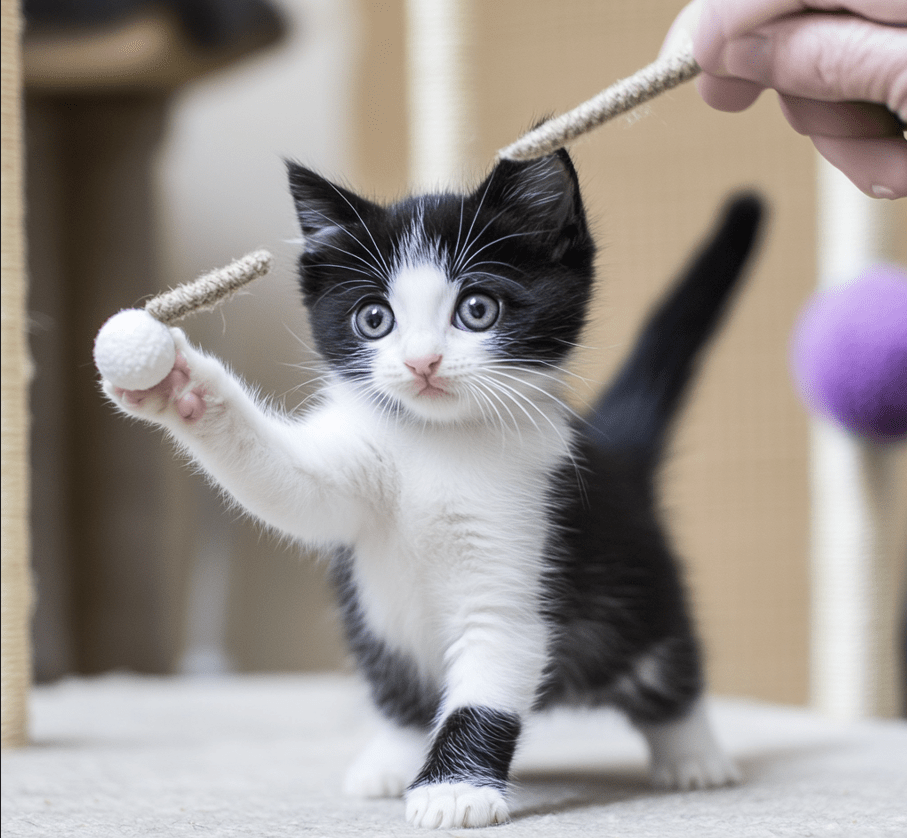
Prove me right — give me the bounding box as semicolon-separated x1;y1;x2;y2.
94;46;698;388
497;44;699;162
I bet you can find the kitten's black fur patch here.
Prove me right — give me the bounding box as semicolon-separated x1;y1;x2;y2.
409;707;522;791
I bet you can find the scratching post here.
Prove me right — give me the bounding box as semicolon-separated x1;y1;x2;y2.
405;0;474;189
810;161;903;719
2;0;32;749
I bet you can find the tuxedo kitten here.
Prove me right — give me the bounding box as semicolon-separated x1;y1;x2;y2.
102;151;762;829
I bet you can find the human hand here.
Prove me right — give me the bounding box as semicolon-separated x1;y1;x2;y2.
662;0;907;198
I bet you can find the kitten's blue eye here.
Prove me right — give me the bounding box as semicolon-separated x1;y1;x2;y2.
354;302;395;339
455;292;500;332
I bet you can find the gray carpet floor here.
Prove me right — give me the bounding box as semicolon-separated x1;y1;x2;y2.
2;673;905;837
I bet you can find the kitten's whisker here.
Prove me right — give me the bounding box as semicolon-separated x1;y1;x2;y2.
481;360;595;408
313;263;380;278
457;269;527;294
326;182;393;281
458;260;529;280
552;336;606;352
457;229;543;278
453;205;513;275
281;324;323;361
470;378;522;442
483;355;584;377
452;196;466;268
492;378;586;486
312;276;383;310
460;229;556;276
474;374;543;436
452;169;497;275
484;368;586;425
483;358;578;386
298;206;389;281
466;384;504;434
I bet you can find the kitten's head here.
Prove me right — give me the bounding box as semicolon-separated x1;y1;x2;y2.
288;151;595;425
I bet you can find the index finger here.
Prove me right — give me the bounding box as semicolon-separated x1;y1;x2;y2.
695;0;907;70
702;0;907;38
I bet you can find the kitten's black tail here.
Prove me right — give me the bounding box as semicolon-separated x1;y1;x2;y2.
585;193;764;461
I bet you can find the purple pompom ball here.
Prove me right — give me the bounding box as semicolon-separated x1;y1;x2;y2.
791;264;907;443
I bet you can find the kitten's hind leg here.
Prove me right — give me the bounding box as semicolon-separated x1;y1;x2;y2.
639;698;741;790
342;720;428;799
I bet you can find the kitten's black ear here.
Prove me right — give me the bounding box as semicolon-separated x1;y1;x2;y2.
477;150;590;261
286;161;382;239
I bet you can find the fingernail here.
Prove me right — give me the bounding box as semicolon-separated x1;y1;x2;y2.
871;185;896;199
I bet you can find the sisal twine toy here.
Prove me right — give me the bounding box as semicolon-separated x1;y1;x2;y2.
497;44;699;161
94;249;272;390
93;47;698;386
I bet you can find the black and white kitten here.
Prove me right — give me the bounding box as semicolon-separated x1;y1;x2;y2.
102;151;762;830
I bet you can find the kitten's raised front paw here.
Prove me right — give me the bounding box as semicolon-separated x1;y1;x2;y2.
405;783;509;829
103;331;213;425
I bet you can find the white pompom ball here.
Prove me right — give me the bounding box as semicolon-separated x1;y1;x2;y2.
94;308;176;390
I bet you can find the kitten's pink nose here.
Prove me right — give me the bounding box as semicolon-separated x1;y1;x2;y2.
405;354;442;379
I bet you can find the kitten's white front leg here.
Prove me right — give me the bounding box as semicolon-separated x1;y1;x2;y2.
404;596;548;829
102;329;370;545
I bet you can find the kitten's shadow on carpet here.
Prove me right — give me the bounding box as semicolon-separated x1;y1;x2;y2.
509;740;845;821
510;766;653;819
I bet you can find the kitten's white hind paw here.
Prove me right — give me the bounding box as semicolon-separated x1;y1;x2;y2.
342;725;426;799
641;698;740;791
650;749;741;790
405;783;509;829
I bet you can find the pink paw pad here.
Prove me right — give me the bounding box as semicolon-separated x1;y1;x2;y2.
175;389;207;421
116;353;207;421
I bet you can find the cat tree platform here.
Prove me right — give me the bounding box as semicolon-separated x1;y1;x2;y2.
2;673;903;837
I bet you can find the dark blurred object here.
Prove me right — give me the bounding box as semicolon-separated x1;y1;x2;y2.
25;0;284;48
23;0;285;93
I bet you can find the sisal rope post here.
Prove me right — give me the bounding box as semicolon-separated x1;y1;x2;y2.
497;45;700;162
2;0;32;749
810;161;902;719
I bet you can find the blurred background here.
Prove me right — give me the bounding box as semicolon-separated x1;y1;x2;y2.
22;0;907;716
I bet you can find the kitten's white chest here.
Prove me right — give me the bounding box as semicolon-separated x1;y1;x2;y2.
349;419;566;679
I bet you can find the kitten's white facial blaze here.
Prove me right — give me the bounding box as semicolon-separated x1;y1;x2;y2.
372;260;490;422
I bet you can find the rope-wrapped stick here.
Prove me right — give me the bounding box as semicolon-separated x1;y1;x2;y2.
497;46;700;162
144;249;273;325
